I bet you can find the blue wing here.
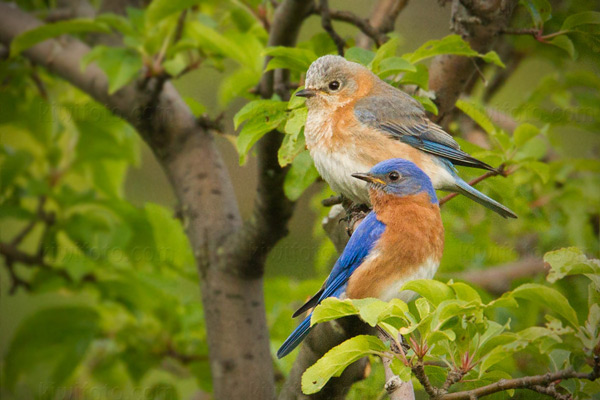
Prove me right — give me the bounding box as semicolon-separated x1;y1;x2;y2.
277;212;386;358
354;95;496;172
320;212;386;300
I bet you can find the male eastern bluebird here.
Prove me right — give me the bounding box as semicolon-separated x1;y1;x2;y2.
277;158;444;358
296;55;517;219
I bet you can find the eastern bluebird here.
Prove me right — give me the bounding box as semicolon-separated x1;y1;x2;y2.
277;158;444;358
296;55;517;219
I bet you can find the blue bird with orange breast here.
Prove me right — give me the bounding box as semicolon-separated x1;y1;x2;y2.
296;55;517;219
277;158;444;358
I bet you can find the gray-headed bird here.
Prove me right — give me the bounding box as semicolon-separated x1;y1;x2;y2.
296;55;516;218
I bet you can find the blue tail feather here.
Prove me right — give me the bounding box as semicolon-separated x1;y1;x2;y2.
277;314;312;359
453;176;517;219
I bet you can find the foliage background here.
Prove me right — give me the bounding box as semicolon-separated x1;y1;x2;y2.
0;0;599;399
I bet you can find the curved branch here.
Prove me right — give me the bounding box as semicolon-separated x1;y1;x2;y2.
228;0;313;279
451;257;547;295
355;0;409;48
319;0;345;55
440;365;599;400
428;0;518;124
310;1;405;47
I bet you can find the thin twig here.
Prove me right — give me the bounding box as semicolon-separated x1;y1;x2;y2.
412;359;440;398
10;199;44;247
440;364;599;400
310;6;387;46
531;383;571;400
173;10;188;43
30;66;48;100
318;0;345;56
241;0;270;31
322;195;343;207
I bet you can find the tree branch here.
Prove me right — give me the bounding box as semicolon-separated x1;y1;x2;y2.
309;1;403;47
378;331;415;400
428;0;518;124
451;257;547;295
355;0;409;49
318;0;345;55
229;0;313;279
439;364;599;400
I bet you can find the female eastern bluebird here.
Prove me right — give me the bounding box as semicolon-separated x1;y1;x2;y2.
296;55;517;219
277;158;444;358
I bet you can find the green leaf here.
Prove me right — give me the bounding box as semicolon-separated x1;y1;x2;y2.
218;67;261;106
187;22;262;71
377;57;416;78
279;107;308;167
519;0;552;28
390;358;412;381
311;298;359;325
403;35;504;67
514;123;539;146
162;54;187;76
525;161;550;183
5;306;100;391
81;46;142;94
449;282;482;304
561;11;600;30
146;0;201;26
284;151;320;200
400;64;429;90
0;149;33;194
234;99;288;164
233;99;287;129
455;98;496;136
353;298;408;327
401;280;454;306
548;35;576;60
511;283;578;327
414;95;438;115
264;47;318;73
345;47;375;66
283;107;308;136
544;247;600;283
10;19;111;56
183;97;206;117
370;37;400;72
301;335;386;394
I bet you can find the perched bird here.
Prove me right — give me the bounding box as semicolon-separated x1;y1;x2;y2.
277;158;444;358
296;55;516;219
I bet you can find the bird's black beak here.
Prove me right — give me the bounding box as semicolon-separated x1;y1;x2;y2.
295;88;316;98
351;173;386;185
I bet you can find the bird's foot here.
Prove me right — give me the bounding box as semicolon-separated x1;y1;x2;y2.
339;203;371;237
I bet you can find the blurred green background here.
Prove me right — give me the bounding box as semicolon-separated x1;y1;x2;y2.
1;0;599;398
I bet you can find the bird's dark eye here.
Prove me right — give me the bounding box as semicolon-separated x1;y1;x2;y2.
388;171;400;181
328;80;340;91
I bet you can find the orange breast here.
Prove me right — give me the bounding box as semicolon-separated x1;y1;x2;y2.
345;193;444;299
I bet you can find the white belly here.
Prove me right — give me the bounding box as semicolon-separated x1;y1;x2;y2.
310;147;372;204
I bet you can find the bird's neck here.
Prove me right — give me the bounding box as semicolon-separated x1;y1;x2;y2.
370;191;439;220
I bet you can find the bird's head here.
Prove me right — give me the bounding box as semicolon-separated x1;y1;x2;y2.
352;159;437;204
296;55;370;109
